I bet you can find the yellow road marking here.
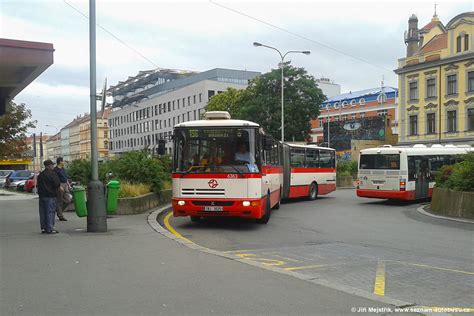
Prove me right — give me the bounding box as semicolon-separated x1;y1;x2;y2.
163;212;194;244
235;253;286;266
390;260;474;275
373;260;385;296
284;264;326;271
223;249;256;254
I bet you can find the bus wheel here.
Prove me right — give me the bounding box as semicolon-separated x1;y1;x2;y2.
256;194;271;224
190;216;201;222
308;182;318;200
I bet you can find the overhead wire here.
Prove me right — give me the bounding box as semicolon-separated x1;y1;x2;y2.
62;0;159;68
209;0;393;73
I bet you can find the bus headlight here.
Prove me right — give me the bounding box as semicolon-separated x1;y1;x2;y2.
242;201;251;207
178;200;186;206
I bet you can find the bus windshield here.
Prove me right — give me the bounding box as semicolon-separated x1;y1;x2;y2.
359;154;400;170
173;127;260;173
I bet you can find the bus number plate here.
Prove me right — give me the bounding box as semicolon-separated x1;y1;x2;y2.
204;206;223;212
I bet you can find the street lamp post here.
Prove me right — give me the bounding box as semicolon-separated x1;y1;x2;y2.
45;124;59;133
253;42;310;142
87;0;107;232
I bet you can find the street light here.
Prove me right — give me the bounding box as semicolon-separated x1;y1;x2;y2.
253;42;310;142
45;124;59;133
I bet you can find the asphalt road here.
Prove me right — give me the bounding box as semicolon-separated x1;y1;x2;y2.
165;189;474;309
2;192;400;316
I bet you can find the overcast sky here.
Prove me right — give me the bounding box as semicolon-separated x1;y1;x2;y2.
1;0;472;134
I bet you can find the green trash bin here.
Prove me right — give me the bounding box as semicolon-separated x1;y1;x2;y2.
72;186;88;217
106;180;120;214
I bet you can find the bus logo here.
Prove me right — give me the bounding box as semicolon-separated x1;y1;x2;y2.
208;179;219;188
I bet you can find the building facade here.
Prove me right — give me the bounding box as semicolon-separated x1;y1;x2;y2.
25;134;50;171
315;77;341;99
395;12;474;146
108;68;260;155
309;86;398;160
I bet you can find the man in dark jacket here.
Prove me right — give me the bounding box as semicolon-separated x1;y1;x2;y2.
37;160;62;234
54;157;69;221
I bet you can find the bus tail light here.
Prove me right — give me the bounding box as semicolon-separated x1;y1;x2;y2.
400;180;406;191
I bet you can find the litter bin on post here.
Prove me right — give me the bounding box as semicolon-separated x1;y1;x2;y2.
106;181;120;214
72;186;88;217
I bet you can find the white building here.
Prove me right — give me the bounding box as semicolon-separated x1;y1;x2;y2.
108;68;260;155
315;77;341;99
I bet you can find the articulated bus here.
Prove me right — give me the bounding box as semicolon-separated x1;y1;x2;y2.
171;111;336;224
356;144;473;201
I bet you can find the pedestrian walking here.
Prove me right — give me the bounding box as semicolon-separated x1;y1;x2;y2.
54;157;70;221
37;159;61;234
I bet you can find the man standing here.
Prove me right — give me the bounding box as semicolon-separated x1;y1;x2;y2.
37;160;61;234
54;157;69;221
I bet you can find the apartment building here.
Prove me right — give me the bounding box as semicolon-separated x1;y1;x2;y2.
108;68;260;155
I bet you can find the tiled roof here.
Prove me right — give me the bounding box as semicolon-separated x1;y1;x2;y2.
419;33;447;54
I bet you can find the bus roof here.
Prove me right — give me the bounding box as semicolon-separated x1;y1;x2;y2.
360;144;473;155
286;143;336;151
174;119;260;128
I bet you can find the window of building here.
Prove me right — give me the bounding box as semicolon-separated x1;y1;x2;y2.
409;115;418;135
182;98;186;107
464;34;469;51
194;110;197;120
468;71;474;92
199;93;202;102
177;99;180;109
447;75;457;95
319;118;323;126
172;101;175;111
360;112;366;119
193;95;196;104
341;115;347;121
447;110;457;132
456;35;462;53
468;109;474;131
208;90;215;99
427;113;436;134
168;102;171;112
409;81;418;100
351;114;356;120
334;116;339;122
188;96;191;106
426;78;436;98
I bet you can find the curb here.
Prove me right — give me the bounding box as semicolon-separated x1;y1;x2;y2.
146;206;442;313
416;205;474;224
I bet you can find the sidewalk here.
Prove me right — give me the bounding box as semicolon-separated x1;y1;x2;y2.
1;198;393;316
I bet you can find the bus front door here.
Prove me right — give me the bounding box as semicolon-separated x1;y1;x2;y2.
414;157;429;199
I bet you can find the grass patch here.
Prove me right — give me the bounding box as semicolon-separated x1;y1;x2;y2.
119;182;152;198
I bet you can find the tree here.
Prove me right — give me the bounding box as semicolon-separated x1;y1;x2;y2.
0;101;36;158
205;64;325;141
205;87;247;118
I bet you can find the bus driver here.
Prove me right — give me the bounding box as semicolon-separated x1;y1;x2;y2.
234;143;255;164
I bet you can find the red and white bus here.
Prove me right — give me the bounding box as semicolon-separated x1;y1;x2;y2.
171;111;336;223
356;144;473;200
281;144;336;200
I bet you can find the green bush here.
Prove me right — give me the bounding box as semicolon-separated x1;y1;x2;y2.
67;150;172;191
435;152;474;192
336;160;358;178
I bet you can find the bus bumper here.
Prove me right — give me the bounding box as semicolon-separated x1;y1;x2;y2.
356;189;415;200
171;198;265;219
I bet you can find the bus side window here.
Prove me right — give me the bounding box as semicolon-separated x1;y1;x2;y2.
319;150;332;168
290;148;305;167
408;156;416;180
306;148;319;168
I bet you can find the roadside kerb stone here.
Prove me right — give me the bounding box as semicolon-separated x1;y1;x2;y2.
147;206;429;314
417;205;474;224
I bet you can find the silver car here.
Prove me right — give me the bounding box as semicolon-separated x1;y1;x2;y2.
0;170;14;188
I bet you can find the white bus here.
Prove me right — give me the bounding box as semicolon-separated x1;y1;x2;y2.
356;144;473;200
281;144;336;200
171;111;336;223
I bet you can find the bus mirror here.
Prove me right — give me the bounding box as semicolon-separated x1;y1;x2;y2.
264;136;273;150
158;139;166;155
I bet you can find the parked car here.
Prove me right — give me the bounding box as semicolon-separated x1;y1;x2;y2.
0;170;14;188
15;180;27;191
5;170;33;189
24;174;38;193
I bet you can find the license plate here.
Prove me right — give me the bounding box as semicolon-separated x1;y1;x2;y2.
204;206;223;212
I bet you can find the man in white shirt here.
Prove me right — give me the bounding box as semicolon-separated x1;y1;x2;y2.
234;143;255;164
